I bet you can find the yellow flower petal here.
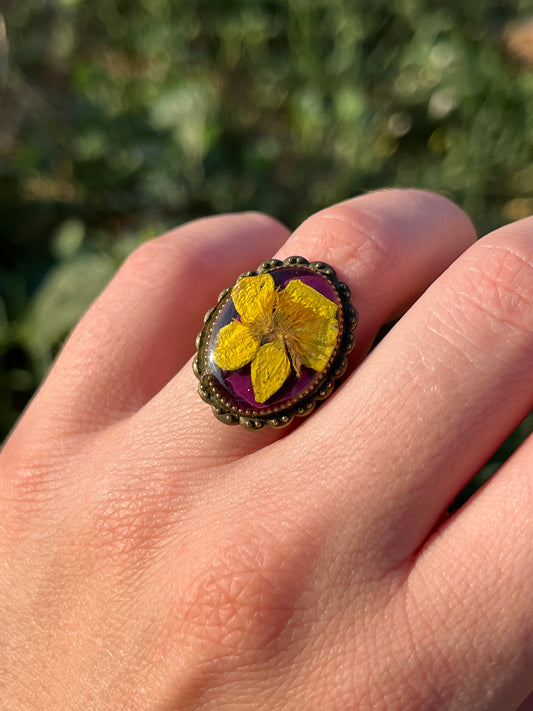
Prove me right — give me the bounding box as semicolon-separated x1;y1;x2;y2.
278;279;338;320
251;338;291;403
213;320;260;371
292;315;338;371
232;273;277;324
274;280;339;373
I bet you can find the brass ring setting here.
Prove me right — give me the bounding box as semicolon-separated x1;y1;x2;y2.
194;256;358;430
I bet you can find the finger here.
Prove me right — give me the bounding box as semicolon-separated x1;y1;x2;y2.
275;216;533;565
18;213;290;435
405;438;533;710
130;189;477;466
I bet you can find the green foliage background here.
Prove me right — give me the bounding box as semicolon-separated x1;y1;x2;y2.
1;0;532;476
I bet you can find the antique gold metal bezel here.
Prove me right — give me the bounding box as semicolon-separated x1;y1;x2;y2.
193;256;358;430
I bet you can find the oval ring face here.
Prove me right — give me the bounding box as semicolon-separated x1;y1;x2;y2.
194;257;358;430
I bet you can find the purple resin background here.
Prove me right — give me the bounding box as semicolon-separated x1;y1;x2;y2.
206;267;341;412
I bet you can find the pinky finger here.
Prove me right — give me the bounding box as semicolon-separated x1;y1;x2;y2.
407;437;533;711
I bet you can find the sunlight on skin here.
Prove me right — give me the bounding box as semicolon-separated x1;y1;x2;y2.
0;190;531;710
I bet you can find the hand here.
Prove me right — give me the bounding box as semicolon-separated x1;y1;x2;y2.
1;190;532;710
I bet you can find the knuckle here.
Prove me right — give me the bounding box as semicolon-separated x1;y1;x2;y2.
117;212;288;305
243;210;287;233
0;431;67;517
459;237;533;333
86;485;174;565
301;203;398;280
119;235;179;288
121;212;284;286
178;527;307;665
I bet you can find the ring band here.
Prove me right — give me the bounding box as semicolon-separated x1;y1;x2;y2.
194;256;358;429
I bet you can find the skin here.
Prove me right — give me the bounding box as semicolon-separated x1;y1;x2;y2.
0;189;532;710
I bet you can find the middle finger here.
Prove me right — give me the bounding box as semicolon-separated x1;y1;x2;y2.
273;216;533;567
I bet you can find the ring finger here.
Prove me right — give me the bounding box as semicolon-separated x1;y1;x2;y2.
128;189;477;466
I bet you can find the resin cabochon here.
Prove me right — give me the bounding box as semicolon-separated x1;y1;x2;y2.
203;266;343;415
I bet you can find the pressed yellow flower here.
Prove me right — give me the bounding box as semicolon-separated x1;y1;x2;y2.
213;273;339;403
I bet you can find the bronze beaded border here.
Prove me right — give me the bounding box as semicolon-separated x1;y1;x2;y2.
193;256;358;430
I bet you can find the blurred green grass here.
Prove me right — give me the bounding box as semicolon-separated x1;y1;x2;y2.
0;1;531;474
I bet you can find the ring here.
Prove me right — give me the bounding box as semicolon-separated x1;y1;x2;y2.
194;256;358;429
